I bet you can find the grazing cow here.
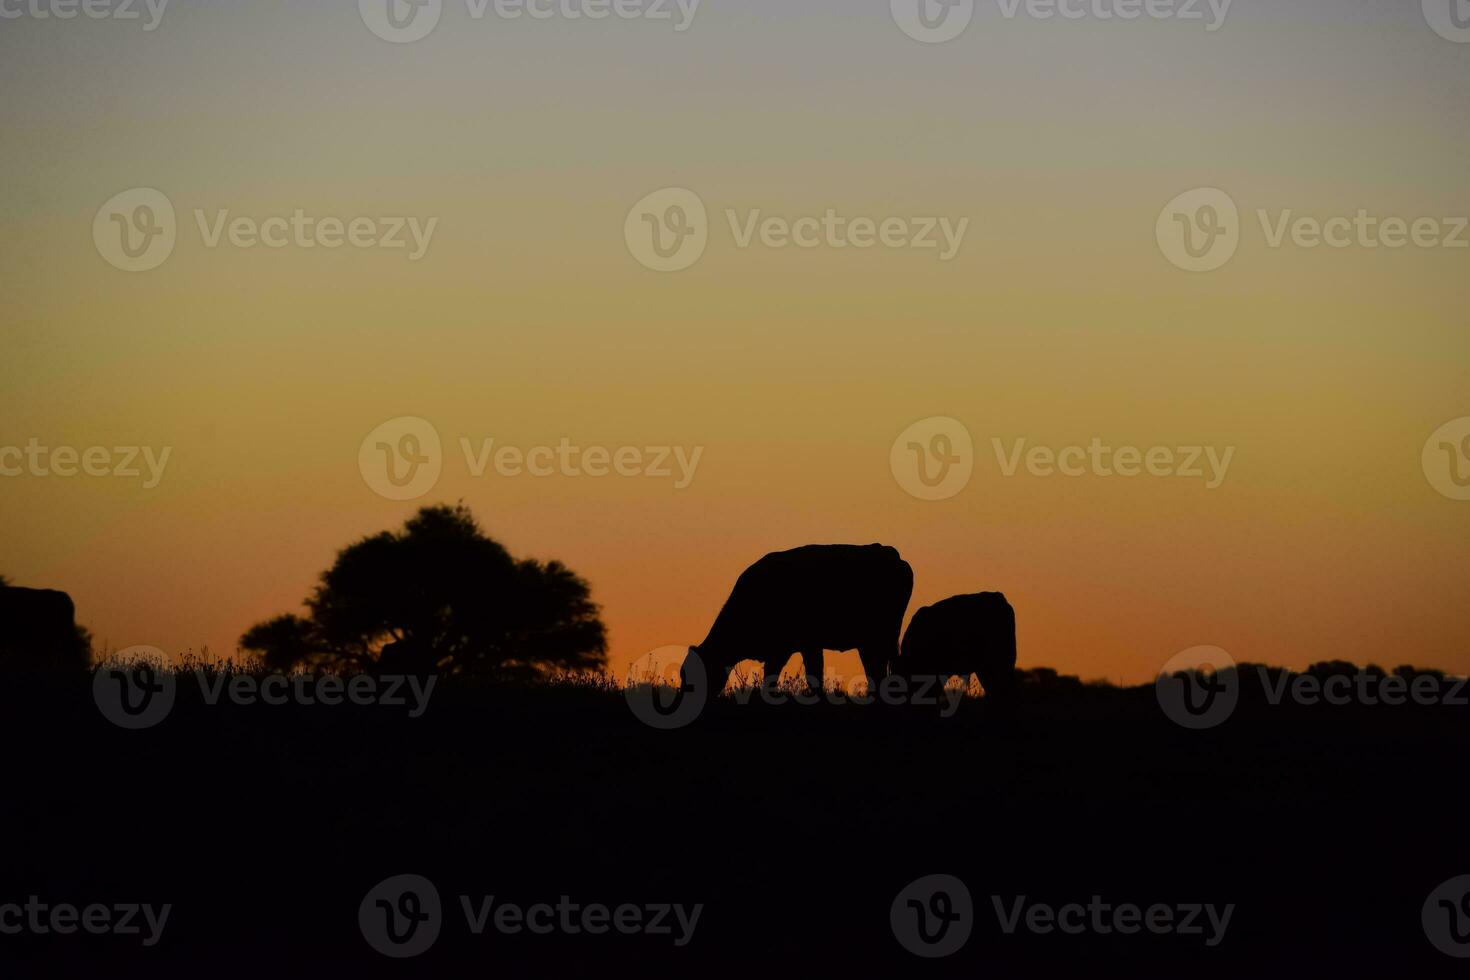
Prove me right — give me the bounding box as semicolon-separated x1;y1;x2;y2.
684;544;914;695
0;584;89;672
897;592;1016;700
377;638;438;674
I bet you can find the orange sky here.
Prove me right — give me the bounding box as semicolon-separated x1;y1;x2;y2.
2;2;1468;684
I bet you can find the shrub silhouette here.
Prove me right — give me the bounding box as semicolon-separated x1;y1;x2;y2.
240;504;606;677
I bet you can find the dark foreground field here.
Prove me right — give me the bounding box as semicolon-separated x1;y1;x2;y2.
2;667;1467;977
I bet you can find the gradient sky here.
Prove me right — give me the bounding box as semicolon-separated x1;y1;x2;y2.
2;0;1467;684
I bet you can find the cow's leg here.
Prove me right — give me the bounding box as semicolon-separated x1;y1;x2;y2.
763;655;788;693
856;645;889;698
802;649;824;695
706;662;732;697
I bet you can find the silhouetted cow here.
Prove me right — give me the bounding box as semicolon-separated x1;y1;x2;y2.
377;638;438;675
0;585;88;672
684;544;913;695
897;592;1016;700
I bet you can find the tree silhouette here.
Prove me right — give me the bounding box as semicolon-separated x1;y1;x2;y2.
240;505;606;677
1306;660;1385;680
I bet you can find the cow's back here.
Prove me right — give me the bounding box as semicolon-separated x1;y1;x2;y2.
705;544;912;650
903;591;1015;672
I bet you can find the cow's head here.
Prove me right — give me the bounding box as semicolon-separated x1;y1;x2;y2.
681;645;729;696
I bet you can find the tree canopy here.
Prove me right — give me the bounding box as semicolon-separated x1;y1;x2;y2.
240;505;606;677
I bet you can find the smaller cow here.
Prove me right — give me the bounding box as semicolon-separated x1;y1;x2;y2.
0;584;89;673
897;592;1016;701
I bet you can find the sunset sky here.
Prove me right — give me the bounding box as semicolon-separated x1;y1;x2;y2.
2;0;1467;684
